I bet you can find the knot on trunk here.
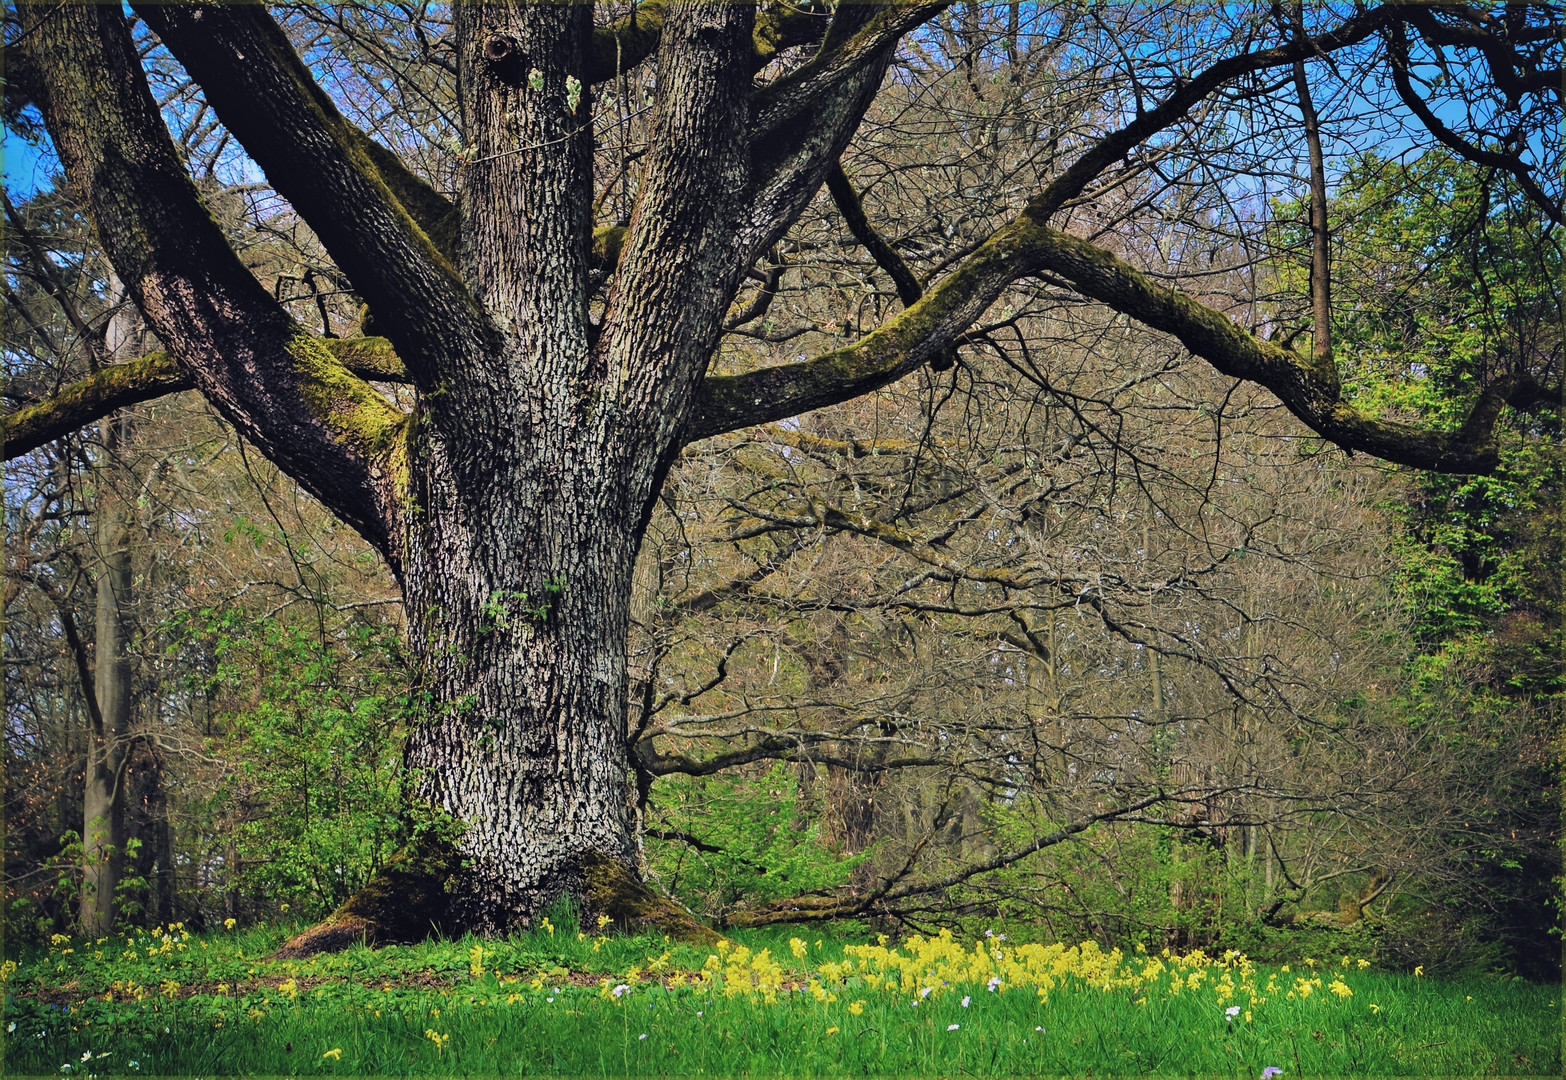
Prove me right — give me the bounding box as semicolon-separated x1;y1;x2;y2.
481;33;529;85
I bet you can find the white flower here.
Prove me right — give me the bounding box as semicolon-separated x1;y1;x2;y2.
1035;1026;1045;1032
1226;1006;1242;1019
947;1023;960;1031
961;996;970;1007
984;929;994;938
987;976;1001;991
638;1033;647;1041
546;997;554;1003
82;1053;93;1063
6;1022;14;1033
919;987;933;998
611;984;631;998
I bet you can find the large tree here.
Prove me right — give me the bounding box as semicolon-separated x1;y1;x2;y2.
5;0;1558;945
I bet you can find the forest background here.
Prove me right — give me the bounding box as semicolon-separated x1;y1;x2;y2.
4;0;1560;982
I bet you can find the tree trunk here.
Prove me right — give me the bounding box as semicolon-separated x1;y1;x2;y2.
402;493;642;934
81;418;133;936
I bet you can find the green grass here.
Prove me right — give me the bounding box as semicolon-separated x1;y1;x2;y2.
2;921;1557;1076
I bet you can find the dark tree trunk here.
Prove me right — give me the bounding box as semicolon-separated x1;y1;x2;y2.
81;418;134;936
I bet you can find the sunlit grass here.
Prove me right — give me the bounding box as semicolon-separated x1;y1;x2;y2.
3;921;1556;1076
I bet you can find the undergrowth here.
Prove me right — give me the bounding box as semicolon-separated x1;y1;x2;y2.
2;920;1556;1076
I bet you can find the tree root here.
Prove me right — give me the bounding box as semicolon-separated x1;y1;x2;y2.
272;837;460;959
272;845;716;958
576;850;719;945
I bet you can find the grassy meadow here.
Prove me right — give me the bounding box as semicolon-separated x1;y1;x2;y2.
2;920;1557;1077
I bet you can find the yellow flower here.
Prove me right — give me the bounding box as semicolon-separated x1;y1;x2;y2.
848;1000;865;1016
1357;959;1370;970
1244;1011;1252;1023
224;918;237;930
280;903;290;913
1368;1003;1380;1014
425;1029;450;1052
322;1049;343;1061
790;938;807;960
1413;966;1424;977
597;914;611;929
826;1027;839;1036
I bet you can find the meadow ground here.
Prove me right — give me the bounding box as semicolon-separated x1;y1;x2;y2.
1;920;1556;1077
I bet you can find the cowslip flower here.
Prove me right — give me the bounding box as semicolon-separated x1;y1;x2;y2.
322;1049;343;1061
826;1026;839;1036
848;1001;864;1016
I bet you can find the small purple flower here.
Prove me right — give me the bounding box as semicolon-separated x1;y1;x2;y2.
987;976;1002;991
611;984;631;999
961;996;971;1007
1262;1068;1283;1079
984;929;994;938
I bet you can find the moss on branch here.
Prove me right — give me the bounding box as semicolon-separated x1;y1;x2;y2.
3;337;410;463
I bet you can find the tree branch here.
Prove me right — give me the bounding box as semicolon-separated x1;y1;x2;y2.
686;4;1550;473
735;2;952;265
725;790;1172;926
3;338;408;462
1024;224;1554;473
131;0;492;388
586;0;830;85
23;2;409;561
1387;22;1562;225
